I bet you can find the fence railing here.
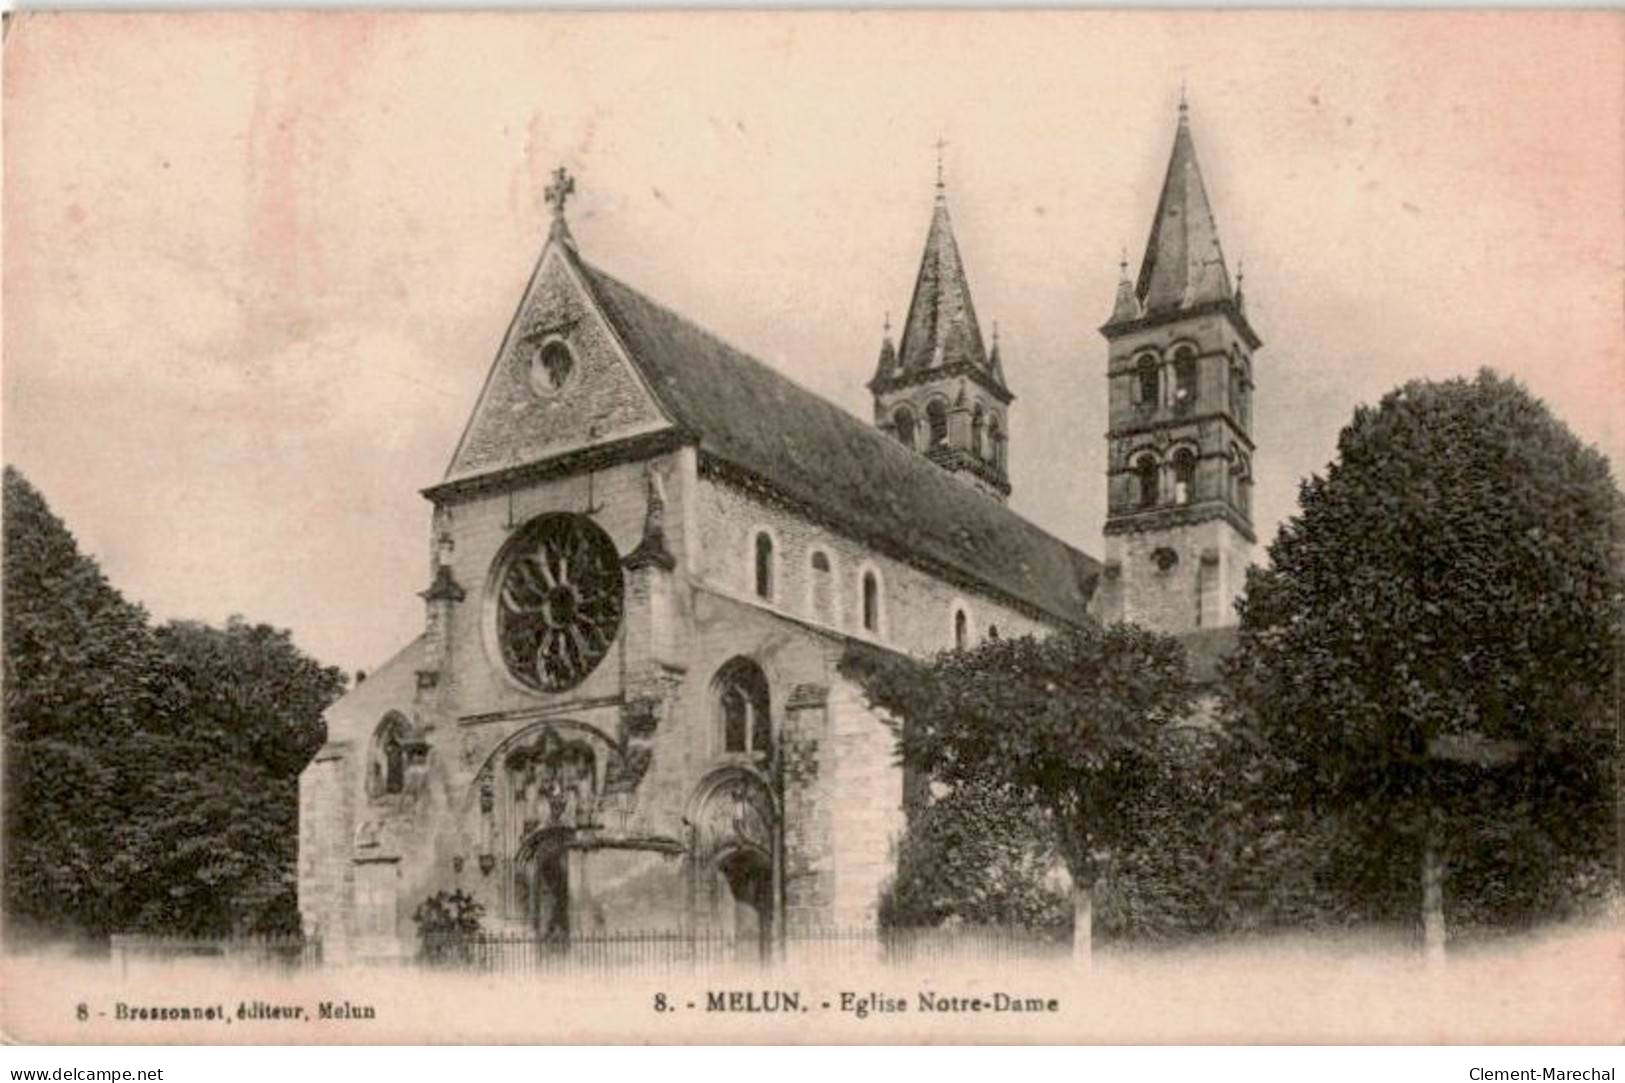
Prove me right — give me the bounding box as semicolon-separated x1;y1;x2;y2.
108;932;321;971
108;925;1069;975
417;923;1071;974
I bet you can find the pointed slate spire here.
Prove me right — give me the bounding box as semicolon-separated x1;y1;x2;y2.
895;177;997;383
870;311;899;385
1110;246;1141;323
1135;98;1234;316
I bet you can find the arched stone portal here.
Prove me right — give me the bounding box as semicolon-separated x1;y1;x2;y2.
687;767;778;958
469;720;616;931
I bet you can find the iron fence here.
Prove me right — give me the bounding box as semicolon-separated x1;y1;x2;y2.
419;924;1071;974
108;932;321;972
107;925;1069;975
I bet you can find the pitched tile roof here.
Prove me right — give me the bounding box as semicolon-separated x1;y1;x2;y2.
576;259;1099;626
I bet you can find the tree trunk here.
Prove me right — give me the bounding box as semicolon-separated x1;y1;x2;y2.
1072;881;1093;968
1421;808;1446;968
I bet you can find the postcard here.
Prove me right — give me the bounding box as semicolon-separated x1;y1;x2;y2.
2;10;1621;1045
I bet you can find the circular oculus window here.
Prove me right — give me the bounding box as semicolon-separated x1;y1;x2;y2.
494;514;624;693
526;339;576;397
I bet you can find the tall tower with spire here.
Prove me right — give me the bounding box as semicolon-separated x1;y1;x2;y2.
869;154;1013;502
1097;100;1261;633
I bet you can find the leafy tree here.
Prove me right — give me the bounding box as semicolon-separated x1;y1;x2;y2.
879;778;1070;932
1225;370;1621;939
2;466;168;935
153;619;332;779
845;624;1193;957
3;467;344;938
111;619;340;935
1093;729;1237;942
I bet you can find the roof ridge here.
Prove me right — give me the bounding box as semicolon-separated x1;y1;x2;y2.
580;260;1005;480
574;256;1100;626
579;260;851;407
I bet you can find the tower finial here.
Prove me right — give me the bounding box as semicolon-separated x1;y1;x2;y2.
883;310;892;337
1119;244;1130;280
934;136;948;195
1179;80;1189;117
544;166;576;219
992;319;1000;346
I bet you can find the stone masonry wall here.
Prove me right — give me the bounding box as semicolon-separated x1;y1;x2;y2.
433;452;684;722
297;744;354;955
781;683;833;932
1104;517;1249;633
693;474;1051;658
826;676;905;927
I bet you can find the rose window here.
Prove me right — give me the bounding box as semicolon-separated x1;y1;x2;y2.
495;514;624;692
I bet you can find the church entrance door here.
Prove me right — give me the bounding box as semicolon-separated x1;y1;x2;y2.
718;849;773;962
523;841;571;947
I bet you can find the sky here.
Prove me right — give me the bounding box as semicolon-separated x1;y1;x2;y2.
4;11;1621;676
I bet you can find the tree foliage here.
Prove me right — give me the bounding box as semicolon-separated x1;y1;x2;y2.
414;890;486;963
846;624;1193;905
413;889;486;938
1225;370;1621;928
112;618;341;935
2;468;167;749
3;466;164;933
3;467;344;938
878;778;1070;931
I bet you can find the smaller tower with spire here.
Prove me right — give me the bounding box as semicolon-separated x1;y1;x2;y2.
870;153;1013;501
1097;98;1261;633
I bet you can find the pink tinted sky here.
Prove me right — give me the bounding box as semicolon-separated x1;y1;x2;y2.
4;12;1621;675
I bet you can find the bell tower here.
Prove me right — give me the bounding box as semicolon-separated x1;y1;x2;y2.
1097;100;1260;633
869;149;1013;502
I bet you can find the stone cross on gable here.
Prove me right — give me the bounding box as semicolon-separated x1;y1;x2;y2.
545;166;576;219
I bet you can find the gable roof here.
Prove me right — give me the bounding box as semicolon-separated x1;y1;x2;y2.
573;257;1099;627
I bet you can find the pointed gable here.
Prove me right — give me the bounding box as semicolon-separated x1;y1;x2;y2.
443;229;673;483
1136;104;1235;317
894;190;999;386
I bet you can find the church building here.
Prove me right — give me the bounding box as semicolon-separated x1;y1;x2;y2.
297;102;1259;960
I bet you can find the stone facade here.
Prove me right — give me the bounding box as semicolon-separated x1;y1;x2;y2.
298;107;1260;956
1099;519;1254;633
296;205;1079;959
